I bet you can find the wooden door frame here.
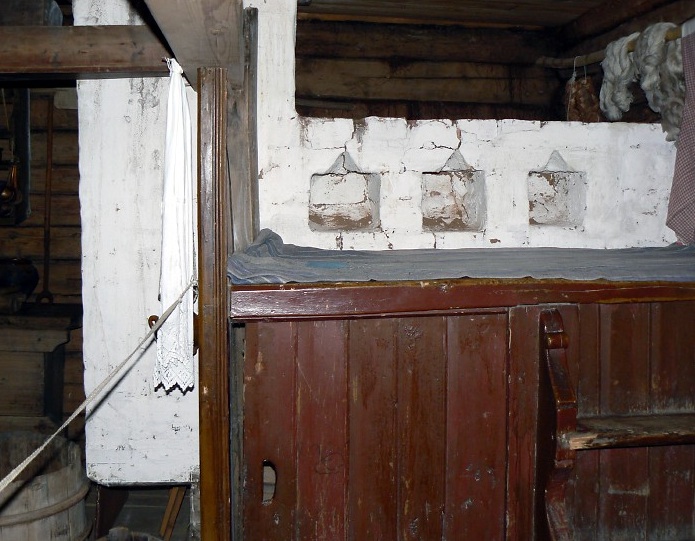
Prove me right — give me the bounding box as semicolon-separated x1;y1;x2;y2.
197;9;258;540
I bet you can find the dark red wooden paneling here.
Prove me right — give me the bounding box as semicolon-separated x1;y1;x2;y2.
396;317;447;540
243;321;298;539
240;298;695;540
507;306;541;540
571;304;601;539
296;320;349;540
347;318;399;540
444;313;508;539
230;281;695;321
647;302;695;538
598;304;650;539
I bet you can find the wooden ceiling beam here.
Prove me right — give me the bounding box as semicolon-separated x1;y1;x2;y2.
561;0;676;47
0;25;169;78
564;0;695;58
141;0;244;87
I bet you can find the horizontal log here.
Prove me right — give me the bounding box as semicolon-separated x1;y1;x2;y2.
564;0;695;58
296;99;556;121
297;1;601;29
0;353;43;415
23;194;81;227
29;260;83;299
31;131;79;166
0;98;78;131
3;328;69;352
296;20;557;65
0;25;169;78
30;166;80;194
0;226;81;260
296;58;560;105
0;415;56;434
561;0;675;46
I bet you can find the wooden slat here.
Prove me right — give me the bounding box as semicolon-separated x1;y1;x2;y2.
296;99;555;121
598;304;651;538
507;305;542;540
570;304;601;536
647;301;695;537
568;413;695;449
0;226;80;260
29;166;80;195
0;415;56;434
296;20;557;65
297;0;604;28
2;328;69;352
561;0;675;46
142;0;244;87
0;26;169;77
650;302;695;411
296;57;558;105
23;195;80;227
0;353;44;416
348;318;399;539
230;281;695;321
397;317;447;540
647;445;695;538
31;131;78;166
445;314;507;538
228;9;259;252
242;322;297;540
296;320;348;540
565;0;695;58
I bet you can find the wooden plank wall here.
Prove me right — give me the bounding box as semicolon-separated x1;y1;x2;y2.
0;89;84;439
557;301;695;540
241;300;695;539
294;2;695;121
294;21;563;120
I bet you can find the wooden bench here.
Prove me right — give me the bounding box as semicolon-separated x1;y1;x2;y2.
539;308;695;541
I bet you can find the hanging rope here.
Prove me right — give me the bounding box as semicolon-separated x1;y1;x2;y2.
0;279;197;499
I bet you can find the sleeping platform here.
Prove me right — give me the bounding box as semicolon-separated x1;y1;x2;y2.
225;232;695;540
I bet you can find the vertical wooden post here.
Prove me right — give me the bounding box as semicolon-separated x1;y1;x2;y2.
228;8;259;252
198;66;232;541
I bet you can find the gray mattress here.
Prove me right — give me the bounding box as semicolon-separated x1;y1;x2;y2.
228;229;695;285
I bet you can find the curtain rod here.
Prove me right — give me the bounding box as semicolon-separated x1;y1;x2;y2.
536;26;683;69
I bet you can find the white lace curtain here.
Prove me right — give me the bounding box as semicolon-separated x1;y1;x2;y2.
154;59;196;392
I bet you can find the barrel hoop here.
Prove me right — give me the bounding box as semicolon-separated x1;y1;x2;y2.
0;479;89;527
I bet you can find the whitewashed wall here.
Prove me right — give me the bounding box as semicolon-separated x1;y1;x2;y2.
247;0;677;251
76;0;199;484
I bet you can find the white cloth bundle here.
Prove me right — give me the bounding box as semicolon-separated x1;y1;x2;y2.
599;32;640;120
154;59;196;392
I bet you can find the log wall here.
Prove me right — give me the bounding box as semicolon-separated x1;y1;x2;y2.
294;2;695;121
0;89;83;439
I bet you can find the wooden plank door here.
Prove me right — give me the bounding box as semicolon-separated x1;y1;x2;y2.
242;312;510;540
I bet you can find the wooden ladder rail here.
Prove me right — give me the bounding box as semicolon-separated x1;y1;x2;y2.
539;309;577;541
539;308;695;541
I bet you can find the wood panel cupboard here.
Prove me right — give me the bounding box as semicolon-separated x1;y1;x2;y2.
229;280;695;540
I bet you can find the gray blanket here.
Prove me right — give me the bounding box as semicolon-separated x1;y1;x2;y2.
228;229;695;285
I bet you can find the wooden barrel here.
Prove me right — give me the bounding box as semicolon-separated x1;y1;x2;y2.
0;432;90;540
